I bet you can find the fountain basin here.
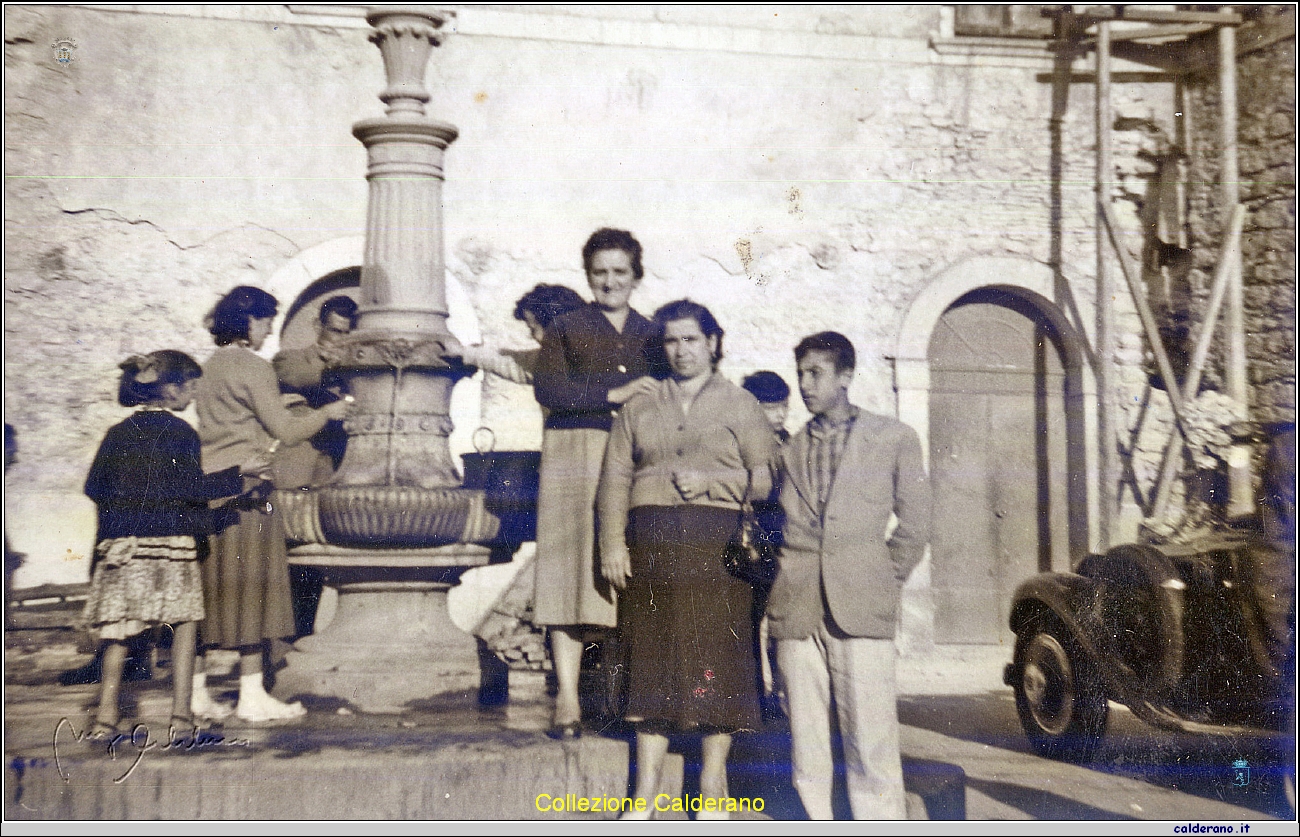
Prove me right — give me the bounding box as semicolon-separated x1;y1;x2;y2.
277;543;494;712
275;486;499;547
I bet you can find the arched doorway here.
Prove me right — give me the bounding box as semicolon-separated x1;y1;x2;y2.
928;287;1083;645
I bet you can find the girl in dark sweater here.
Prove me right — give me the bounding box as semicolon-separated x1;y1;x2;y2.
82;351;270;735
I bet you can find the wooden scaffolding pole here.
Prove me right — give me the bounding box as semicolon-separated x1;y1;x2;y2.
1149;205;1248;521
1096;20;1118;549
1219;20;1254;518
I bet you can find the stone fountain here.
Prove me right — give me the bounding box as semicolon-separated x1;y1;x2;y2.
274;7;501;712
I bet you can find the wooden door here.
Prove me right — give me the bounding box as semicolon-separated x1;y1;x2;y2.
929;290;1070;644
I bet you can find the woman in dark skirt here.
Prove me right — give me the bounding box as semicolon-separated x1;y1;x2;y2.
192;286;350;723
598;299;775;819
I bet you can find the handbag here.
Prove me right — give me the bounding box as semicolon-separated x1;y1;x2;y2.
723;473;777;584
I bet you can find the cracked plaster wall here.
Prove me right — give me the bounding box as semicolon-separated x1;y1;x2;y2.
4;5;1175;584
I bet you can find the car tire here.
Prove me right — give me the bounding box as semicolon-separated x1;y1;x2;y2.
1013;618;1109;761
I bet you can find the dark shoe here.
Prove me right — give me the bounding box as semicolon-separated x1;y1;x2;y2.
546;722;582;741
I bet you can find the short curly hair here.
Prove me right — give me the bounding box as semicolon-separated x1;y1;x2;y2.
581;228;644;280
513;284;587;330
207;286;279;346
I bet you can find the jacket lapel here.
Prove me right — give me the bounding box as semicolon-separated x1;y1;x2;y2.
783;426;820;518
820;409;881;511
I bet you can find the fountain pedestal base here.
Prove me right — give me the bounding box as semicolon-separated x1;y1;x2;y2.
278;543;492;713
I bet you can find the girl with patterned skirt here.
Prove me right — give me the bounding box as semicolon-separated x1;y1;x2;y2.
81;350;270;735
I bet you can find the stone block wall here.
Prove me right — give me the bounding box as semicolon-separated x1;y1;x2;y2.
1183;6;1296;425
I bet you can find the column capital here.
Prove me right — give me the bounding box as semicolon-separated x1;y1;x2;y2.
366;8;453;117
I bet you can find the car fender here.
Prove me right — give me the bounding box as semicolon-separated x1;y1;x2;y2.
1006;571;1142;706
1077;545;1186;697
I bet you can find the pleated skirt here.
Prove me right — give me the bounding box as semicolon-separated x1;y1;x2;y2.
200;508;296;648
622;504;763;733
532;427;617;628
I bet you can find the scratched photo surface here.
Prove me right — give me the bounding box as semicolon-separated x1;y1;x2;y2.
4;4;1296;830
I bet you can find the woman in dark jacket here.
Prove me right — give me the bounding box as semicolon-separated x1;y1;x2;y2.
531;228;662;737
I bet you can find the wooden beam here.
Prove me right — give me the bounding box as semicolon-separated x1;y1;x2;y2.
1035;71;1178;84
1219;21;1252;519
1096;19;1117;551
1073;7;1243;26
1082;24;1214;43
1221;25;1245;408
1100;203;1192;442
1148;206;1247;521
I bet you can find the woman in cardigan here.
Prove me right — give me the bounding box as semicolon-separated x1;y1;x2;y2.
532;229;662;738
598;299;775;818
193;285;350;723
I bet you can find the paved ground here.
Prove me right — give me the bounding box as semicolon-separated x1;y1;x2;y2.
5;626;1293;824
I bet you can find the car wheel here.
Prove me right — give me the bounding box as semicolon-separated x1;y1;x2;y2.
1014;621;1109;761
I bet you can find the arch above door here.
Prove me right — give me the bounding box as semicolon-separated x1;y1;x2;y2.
265;236;484;468
892;256;1097;540
890;256;1099;649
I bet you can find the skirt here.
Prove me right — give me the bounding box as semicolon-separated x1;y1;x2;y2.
200;507;296;648
532;427;617;628
621;505;763;733
81;535;205;641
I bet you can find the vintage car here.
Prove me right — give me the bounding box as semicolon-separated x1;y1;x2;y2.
1004;535;1293;761
1003;427;1295;763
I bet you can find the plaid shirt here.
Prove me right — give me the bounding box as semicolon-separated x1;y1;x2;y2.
805;406;859;513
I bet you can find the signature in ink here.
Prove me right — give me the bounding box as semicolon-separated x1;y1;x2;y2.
53;717;251;784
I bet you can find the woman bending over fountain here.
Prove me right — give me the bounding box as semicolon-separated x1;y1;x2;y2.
448;283;587;386
192;286;350;723
532;229;663;738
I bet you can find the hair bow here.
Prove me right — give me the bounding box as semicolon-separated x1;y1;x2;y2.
121;354;160;383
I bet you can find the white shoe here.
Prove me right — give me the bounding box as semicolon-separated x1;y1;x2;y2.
235;694;307;723
619;805;653;821
191;689;234;721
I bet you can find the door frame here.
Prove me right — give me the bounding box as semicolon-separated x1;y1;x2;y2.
891;256;1097;650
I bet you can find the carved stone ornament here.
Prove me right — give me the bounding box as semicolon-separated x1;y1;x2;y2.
366;8;451;116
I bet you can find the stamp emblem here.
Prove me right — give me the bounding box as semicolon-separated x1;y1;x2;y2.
51;37;76;65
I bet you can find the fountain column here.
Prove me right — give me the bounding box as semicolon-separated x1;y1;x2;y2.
276;8;498;712
333;8;464;492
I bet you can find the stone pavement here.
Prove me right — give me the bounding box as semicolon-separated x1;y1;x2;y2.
4;624;1006;821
